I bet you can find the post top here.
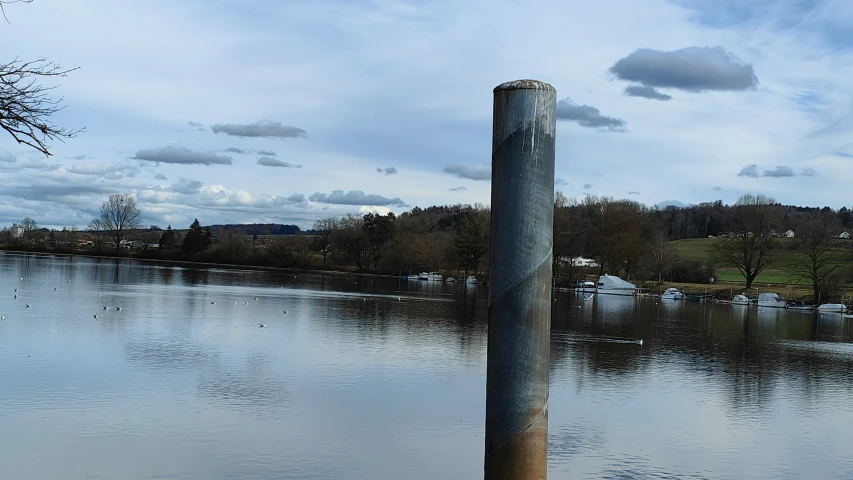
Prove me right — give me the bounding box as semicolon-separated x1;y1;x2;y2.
493;79;555;92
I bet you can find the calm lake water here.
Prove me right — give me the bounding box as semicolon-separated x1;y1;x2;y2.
1;253;853;479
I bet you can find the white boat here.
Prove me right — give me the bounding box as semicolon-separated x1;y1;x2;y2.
427;272;443;282
731;295;750;305
660;287;684;300
418;272;430;281
817;303;847;313
573;280;597;293
466;276;477;284
445;277;456;283
758;293;786;308
786;301;815;312
596;275;636;296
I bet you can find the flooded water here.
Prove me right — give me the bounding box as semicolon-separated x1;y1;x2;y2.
1;253;853;479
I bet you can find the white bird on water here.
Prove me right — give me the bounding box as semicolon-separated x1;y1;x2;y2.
1;315;5;320
234;301;238;305
93;314;98;319
259;323;267;328
637;339;644;346
25;304;30;308
115;307;121;311
102;306;107;310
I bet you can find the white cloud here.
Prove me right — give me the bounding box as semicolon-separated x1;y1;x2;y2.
0;0;852;227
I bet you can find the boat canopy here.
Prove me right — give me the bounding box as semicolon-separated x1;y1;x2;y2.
598;275;635;290
758;293;781;302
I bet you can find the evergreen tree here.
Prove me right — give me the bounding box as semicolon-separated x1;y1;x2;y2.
159;225;176;250
181;219;208;256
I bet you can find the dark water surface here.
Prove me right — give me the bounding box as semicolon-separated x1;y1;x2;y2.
1;253;853;479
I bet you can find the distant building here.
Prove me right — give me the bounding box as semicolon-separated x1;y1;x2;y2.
563;256;599;268
10;223;23;238
784;229;795;238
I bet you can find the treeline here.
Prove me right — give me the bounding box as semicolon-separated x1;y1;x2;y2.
6;192;853;301
655;199;853;240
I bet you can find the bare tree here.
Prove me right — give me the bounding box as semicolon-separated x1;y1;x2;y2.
0;226;12;245
789;213;846;302
19;216;37;235
714;194;778;288
99;194;142;250
648;233;676;287
311;217;337;265
331;214;369;271
268;235;312;268
87;218;107;250
1;1;82;156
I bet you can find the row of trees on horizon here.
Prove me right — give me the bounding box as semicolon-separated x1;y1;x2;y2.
3;192;853;302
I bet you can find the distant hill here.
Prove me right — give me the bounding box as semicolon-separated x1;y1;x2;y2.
206;223;302;236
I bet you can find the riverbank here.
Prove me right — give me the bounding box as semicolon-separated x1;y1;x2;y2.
0;248;397;280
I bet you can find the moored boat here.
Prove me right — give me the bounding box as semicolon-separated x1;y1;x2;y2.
817;303;847;313
596;275;636;296
758;293;786;308
660;287;684;300
573;280;597;293
731;294;750;305
787;301;815;312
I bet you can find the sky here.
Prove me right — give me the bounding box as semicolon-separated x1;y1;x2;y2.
2;0;853;229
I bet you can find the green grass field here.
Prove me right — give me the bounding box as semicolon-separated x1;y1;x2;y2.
669;237;853;285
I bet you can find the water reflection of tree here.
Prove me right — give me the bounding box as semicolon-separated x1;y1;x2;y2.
550;297;853;415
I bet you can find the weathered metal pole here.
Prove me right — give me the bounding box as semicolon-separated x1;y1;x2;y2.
485;80;556;479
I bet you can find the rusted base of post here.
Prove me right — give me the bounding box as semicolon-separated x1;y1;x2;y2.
484;409;548;479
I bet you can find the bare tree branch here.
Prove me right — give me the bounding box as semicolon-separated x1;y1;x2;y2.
0;1;33;25
1;1;83;156
0;58;83;156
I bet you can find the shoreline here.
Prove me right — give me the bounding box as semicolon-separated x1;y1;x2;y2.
0;248;397;279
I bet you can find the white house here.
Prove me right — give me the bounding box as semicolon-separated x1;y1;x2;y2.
783;229;795;238
10;223;23;238
570;257;599;268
